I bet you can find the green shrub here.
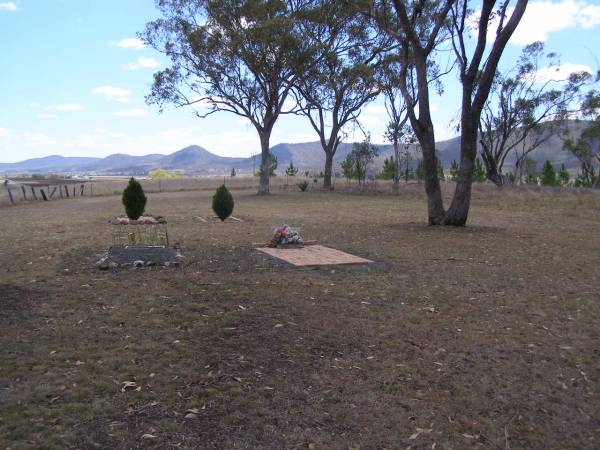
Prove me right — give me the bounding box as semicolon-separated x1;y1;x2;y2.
122;177;147;220
541;160;557;186
212;184;234;221
297;180;309;191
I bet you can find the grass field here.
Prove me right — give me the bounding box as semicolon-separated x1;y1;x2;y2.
1;184;599;448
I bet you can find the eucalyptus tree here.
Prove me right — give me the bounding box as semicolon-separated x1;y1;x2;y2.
292;1;390;189
356;0;528;225
563;91;600;187
141;0;310;194
479;42;593;186
444;0;528;222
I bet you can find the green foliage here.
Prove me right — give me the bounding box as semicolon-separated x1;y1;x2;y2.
473;158;486;182
526;173;539;185
541;161;557;186
415;159;425;181
122;177;147;220
436;154;444;181
450;160;459;181
212;184;234;221
285;162;299;176
256;152;278;177
563;116;600;188
297;180;309;192
344;136;378;185
379;156;395;180
148;168;183;179
558;164;570;186
480;41;593;185
341;154;354;180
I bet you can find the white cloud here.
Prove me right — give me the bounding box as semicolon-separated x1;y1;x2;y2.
92;86;134;103
122;57;160;70
53;103;85;111
0;127;9;137
114;38;144;50
364;104;388;115
114;108;148;117
38;114;58;119
30;103;39;108
509;1;600;45
359;114;383;127
0;2;18;11
530;62;593;82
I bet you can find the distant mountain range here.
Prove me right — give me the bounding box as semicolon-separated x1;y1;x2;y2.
0;121;592;176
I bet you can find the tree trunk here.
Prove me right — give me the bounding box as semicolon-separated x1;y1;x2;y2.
393;141;400;195
419;130;445;224
323;151;334;190
257;132;271;195
444;112;477;226
481;150;502;186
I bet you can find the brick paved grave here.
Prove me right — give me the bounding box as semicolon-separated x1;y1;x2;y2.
256;244;372;266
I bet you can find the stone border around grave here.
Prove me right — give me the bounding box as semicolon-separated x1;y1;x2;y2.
96;245;183;270
109;215;167;225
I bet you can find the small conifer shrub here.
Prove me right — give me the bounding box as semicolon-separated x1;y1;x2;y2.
541;160;557;186
122;177;147;220
297;180;309;191
212;184;234;221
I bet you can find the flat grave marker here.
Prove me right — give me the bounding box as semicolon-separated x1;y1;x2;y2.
256;244;372;266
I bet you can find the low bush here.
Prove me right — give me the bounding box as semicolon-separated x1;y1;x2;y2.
212;184;234;221
122;177;147;220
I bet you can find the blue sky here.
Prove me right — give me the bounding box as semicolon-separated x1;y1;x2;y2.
1;0;599;163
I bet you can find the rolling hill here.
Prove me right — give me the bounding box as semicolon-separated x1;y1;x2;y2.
0;121;594;176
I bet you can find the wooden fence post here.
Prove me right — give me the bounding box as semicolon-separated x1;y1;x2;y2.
6;187;14;204
30;186;38;201
80;184;85;196
72;186;76;197
21;185;27;200
49;186;57;199
64;185;69;197
40;188;48;201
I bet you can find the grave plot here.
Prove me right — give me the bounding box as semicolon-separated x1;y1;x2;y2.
97;216;182;270
256;222;371;266
256;244;372;266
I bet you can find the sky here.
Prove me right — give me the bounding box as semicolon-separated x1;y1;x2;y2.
1;0;600;163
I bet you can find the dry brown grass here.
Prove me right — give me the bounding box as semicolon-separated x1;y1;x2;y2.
1;184;599;449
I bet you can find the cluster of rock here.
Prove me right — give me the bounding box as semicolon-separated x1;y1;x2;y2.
110;215;167;225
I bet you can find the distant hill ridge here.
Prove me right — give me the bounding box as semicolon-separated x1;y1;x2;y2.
0;121;594;176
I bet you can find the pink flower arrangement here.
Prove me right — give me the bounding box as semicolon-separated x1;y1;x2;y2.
268;221;304;247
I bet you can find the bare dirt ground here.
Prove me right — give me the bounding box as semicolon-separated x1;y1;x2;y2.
1;184;599;449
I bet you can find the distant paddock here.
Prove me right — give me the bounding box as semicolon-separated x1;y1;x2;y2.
1;175;598;207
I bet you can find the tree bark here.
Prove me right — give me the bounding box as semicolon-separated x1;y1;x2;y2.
257;132;271;195
444;111;477;225
481;147;502;186
323;150;334;190
393;141;400;195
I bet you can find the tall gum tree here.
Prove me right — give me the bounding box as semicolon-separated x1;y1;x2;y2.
356;0;528;225
292;1;391;189
479;42;593;185
141;0;309;194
